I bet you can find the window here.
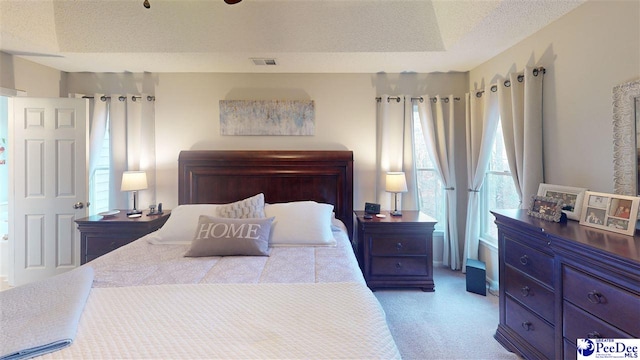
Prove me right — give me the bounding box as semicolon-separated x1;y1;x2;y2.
89;119;110;216
480;121;520;243
412;106;445;231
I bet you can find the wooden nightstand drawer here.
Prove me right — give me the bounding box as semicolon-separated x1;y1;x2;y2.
370;236;427;256
563;265;640;336
504;237;554;286
355;211;436;291
84;237;133;263
505;265;554;322
76;210;170;264
371;256;429;276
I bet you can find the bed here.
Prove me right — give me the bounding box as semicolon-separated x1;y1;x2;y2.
1;150;401;360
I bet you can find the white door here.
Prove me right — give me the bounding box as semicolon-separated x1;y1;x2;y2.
10;98;88;286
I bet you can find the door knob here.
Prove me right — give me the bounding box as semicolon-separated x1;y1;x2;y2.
73;202;85;209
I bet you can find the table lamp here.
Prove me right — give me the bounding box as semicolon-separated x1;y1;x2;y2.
121;171;148;215
386;172;408;216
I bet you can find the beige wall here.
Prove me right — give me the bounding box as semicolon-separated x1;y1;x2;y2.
0;52;63;97
64;72;467;215
469;0;640;285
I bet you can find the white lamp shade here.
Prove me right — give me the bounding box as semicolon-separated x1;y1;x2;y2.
385;172;408;193
121;171;148;191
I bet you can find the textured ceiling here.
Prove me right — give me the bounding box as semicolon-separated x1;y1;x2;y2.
0;0;586;73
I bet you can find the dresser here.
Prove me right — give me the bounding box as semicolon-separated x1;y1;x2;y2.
75;210;170;264
492;209;640;360
355;210;437;291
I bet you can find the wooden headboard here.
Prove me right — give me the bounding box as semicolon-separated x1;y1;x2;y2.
178;150;354;239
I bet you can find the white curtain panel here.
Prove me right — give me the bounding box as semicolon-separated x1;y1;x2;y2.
138;94;157;208
414;95;460;270
88;95;108;180
402;97;418;211
109;97;129;210
498;67;545;208
376;95;410;211
462;90;499;271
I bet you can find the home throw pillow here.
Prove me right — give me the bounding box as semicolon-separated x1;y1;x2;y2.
216;193;266;219
184;215;274;257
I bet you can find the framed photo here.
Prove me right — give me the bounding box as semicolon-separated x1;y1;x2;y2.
579;191;639;236
537;183;587;221
527;195;564;222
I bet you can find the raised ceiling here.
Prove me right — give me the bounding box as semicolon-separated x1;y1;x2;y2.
0;0;585;73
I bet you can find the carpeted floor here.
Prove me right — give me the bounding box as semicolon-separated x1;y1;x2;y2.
374;266;519;360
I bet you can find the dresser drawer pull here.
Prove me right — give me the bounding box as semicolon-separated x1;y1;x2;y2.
521;321;533;331
395;262;403;269
587;331;602;339
396;242;403;251
520;286;531;297
109;241;116;248
519;255;529;266
587;291;606;304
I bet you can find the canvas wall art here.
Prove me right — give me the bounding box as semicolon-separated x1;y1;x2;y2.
220;100;315;136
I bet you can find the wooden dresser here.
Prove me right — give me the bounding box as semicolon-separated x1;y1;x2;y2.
492;209;640;360
355;210;437;291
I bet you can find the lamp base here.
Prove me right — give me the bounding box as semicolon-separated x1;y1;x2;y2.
390;210;403;216
126;209;143;216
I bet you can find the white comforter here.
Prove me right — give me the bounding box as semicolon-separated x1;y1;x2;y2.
51;221;401;359
41;282;400;360
88;224;364;287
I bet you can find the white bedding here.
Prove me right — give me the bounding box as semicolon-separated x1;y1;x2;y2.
57;217;400;359
88;222;364;287
41;282;401;360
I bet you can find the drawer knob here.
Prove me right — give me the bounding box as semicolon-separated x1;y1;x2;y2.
519;255;529;266
396;242;403;251
395;262;403;269
520;286;531;297
587;291;605;304
521;321;533;331
587;331;602;339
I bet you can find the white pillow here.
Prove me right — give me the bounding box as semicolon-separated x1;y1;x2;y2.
147;204;220;245
264;201;336;246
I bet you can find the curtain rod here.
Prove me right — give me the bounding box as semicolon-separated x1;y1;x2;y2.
475;66;546;97
375;96;461;103
82;95;156;101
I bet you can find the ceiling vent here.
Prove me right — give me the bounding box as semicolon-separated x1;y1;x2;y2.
251;58;277;66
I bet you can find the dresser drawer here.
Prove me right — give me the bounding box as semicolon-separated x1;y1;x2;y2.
505;296;555;360
371;256;429;276
563;339;578;360
370;236;427;256
504;237;554;286
563;266;640;337
505;265;554;322
564;301;634;343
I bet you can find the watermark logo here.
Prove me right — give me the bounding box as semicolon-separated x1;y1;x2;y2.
577;339;639;359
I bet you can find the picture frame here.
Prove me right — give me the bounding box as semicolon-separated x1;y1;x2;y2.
527;195;565;222
537;183;587;221
579;191;639;236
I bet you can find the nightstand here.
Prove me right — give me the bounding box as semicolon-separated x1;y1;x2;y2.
355;210;437;291
75;210;171;264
